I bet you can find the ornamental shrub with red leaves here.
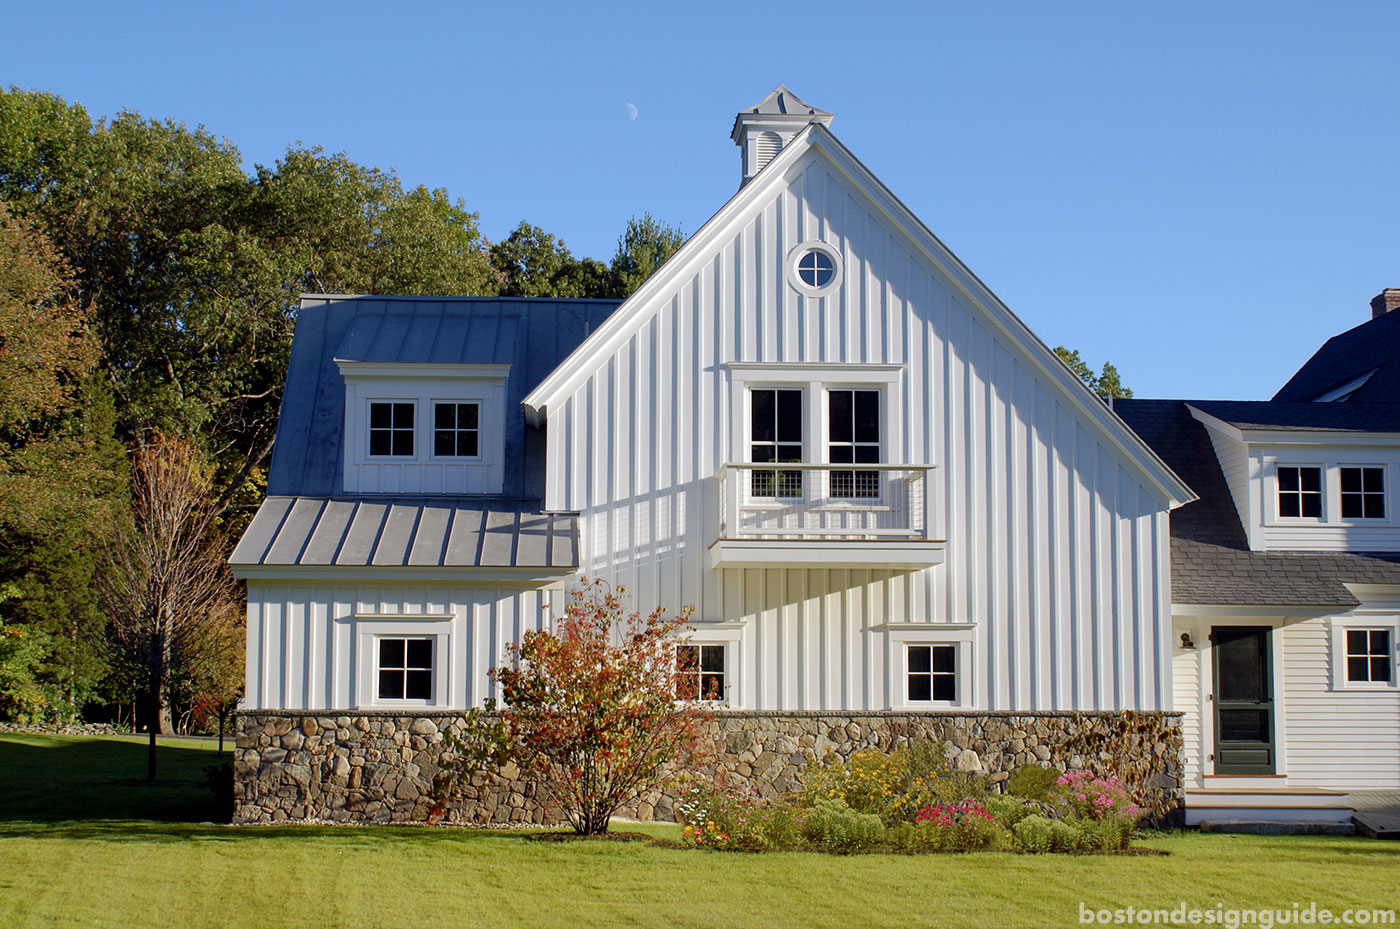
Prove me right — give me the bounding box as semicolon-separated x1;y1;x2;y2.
436;579;711;835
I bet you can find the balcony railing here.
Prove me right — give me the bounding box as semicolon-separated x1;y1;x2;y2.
717;463;935;541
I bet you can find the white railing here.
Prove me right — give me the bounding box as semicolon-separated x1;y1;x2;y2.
717;463;935;540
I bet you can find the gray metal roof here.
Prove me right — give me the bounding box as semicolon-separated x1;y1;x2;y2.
230;497;578;571
1188;400;1400;433
1115;399;1400;608
737;84;833;118
267;296;621;498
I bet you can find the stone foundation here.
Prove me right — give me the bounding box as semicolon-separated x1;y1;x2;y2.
233;710;1183;825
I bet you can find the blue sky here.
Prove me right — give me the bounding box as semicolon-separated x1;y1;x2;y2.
7;1;1399;400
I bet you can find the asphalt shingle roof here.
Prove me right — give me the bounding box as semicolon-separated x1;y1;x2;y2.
1274;307;1400;403
1113;399;1400;607
1187;400;1400;433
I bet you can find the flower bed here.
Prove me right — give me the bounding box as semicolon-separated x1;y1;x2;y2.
678;741;1143;854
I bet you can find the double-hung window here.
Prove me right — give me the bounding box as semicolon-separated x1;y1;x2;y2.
1340;467;1385;520
828;389;880;498
368;402;415;457
750;389;803;498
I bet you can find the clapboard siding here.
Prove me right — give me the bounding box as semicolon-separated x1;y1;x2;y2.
1280;619;1400;787
1202;426;1254;549
542;148;1175;712
1171;626;1203;785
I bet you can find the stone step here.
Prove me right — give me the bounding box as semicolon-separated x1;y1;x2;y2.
1198;819;1356;836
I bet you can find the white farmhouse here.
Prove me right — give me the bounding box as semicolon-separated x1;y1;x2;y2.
230;88;1398;829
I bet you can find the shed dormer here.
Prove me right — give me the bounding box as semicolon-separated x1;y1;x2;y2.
731;85;833;185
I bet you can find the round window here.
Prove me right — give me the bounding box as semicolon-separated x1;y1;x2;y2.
796;249;835;288
787;243;842;296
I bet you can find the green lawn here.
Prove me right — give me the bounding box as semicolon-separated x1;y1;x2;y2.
0;734;1396;929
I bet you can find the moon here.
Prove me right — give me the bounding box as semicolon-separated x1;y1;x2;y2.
625;102;638;122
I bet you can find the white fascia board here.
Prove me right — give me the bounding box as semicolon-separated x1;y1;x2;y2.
1341;584;1400;609
521;123;830;427
232;565;574;585
1170;603;1338;619
335;361;512;380
1187;405;1247;444
1238;429;1400;447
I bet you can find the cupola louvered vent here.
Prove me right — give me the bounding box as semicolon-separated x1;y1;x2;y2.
755;132;783;171
732;85;834;186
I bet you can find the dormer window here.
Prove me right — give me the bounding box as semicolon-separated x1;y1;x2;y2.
1277;466;1322;518
434;402;480;458
337;361;510;495
369;402;415;457
1340;467;1385;519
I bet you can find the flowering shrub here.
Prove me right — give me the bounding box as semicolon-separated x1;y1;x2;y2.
902;800;1002;851
1044;770;1140;851
678;785;804;851
802;740;984;825
1048;771;1140;822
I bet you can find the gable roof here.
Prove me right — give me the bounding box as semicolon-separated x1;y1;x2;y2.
267;295;620;499
1115;399;1400;608
1187;400;1400;434
523;122;1195;507
1274;305;1400;403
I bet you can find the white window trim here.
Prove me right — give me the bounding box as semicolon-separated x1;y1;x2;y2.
366;398;418;460
338;362;510;494
1330;617;1399;692
1263;460;1396;528
354;614;453;709
886;624;975;709
428;399;484;463
680;622;744;708
1336;464;1389;523
725;364;904;470
785;241;843;298
1267;461;1328;524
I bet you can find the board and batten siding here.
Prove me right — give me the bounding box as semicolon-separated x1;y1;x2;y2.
540;151;1175;713
243;582;553;711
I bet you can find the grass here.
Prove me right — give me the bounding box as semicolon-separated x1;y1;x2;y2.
0;734;1397;928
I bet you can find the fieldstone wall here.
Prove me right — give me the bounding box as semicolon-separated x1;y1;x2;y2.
232;710;1183;825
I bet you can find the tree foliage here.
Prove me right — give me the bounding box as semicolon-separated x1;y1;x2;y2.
436;580;711;834
609;212;684;297
490;212;684;299
1053;346;1133;400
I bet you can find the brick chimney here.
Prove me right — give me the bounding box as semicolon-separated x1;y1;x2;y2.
1371;289;1400;319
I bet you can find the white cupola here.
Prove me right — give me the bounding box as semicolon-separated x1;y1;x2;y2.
731;85;834;186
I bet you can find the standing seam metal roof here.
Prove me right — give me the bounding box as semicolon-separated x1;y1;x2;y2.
266;296;621;499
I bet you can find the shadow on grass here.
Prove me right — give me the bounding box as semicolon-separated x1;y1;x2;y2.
0;734;223;825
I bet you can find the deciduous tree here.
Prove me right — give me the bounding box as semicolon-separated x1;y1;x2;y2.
437;580;710;834
98;434;241;780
